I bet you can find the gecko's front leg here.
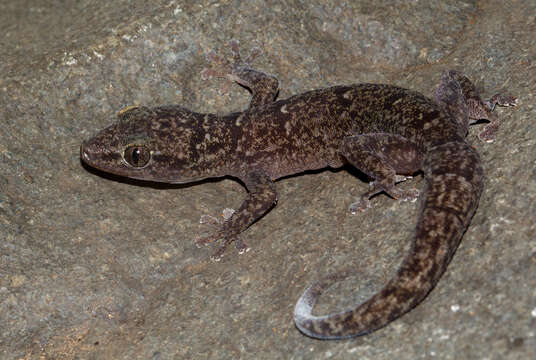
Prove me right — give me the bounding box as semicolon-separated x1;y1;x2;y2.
196;172;277;260
201;39;279;108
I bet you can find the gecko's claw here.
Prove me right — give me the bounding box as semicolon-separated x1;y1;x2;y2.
401;188;420;202
349;182;419;213
394;175;412;183
243;47;262;65
207;235;248;261
206;233;247;260
199;214;220;226
229;39;241;62
349;198;371;214
209;237;234;261
235;238;250;254
194;232;220;248
478;122;499;143
229;39;262;68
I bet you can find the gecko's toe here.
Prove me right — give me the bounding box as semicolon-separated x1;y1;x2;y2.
194;237;211;248
488;94;518;108
194;231;221;248
401;188;420;202
199;214;220;225
235;237;250;254
210;243;230;261
478;124;498;143
502;96;518;107
349;199;371;214
394;175;412;183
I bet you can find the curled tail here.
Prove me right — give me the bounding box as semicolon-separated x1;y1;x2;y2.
294;142;483;339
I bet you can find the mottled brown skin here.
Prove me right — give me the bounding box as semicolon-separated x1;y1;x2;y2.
80;40;517;339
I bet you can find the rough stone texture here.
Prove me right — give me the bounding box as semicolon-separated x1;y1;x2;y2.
1;0;534;359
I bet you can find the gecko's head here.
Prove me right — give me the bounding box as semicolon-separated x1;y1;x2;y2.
80;105;211;183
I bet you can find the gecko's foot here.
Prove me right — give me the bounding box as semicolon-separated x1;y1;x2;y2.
234;237;250;255
199;214;220;226
210;241;230;262
349;198;371;214
195;208;235;247
200;39;262;90
400;188;419;202
478;122;499;143
349;181;386;214
478;94;517;142
394;176;420;201
196;233;247;261
200;51;229;80
194;232;222;248
384;184;420;203
349;180;419;213
200;50;234;95
209;235;249;261
486;94;518;110
228;39;263;68
198;208;235;227
196;208;249;259
394;175;412;183
195;231;239;261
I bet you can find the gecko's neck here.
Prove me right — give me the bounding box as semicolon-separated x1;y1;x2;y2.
184;111;244;179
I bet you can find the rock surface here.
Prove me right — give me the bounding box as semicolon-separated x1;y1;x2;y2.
1;0;534;359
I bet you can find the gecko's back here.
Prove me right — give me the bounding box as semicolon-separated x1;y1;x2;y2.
231;83;463;180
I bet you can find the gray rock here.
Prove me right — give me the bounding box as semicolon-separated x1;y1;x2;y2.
1;0;534;358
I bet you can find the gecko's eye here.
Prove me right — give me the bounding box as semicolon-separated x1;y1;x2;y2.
123;145;151;168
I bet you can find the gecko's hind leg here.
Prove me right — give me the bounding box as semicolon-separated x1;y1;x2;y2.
340;133;424;213
436;70;517;142
201;39;279;108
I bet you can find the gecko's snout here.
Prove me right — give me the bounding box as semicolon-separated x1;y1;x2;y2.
80;140;102;168
79;136;125;174
80;141;91;164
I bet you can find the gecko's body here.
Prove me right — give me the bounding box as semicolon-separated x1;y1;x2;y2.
80;41;516;339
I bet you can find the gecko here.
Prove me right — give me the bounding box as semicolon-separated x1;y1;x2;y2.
80;40;517;339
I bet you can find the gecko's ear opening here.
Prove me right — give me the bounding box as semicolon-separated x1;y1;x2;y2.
122;144;152;168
